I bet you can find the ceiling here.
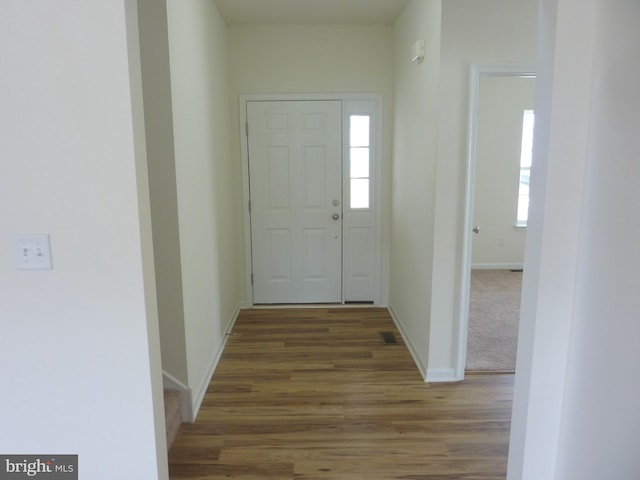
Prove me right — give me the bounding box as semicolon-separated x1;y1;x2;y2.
212;0;410;26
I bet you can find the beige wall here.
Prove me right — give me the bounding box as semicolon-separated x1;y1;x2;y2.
0;1;167;477
166;0;241;412
472;75;535;267
228;24;395;303
389;0;442;377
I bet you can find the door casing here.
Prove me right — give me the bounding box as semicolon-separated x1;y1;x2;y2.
456;64;536;380
240;93;383;306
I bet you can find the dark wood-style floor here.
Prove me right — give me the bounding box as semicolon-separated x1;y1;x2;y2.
169;308;514;479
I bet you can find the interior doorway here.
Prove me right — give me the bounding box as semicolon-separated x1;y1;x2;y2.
457;65;536;376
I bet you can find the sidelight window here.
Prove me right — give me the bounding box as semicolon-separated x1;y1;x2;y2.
349;115;371;209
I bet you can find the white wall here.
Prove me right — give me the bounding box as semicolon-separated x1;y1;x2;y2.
0;1;167;478
228;24;395;304
389;0;442;377
509;0;640;477
507;0;597;474
429;0;538;379
472;76;534;268
137;0;189;387
556;2;640;475
389;0;537;380
166;0;241;413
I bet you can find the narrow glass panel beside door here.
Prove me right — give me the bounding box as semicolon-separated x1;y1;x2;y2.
349;115;371;209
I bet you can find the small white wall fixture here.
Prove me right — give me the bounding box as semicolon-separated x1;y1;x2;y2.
411;40;425;63
456;64;535;380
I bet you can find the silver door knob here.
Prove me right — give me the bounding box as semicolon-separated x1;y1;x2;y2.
332;213;340;220
473;225;480;234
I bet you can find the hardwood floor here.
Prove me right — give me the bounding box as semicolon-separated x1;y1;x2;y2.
169;308;514;479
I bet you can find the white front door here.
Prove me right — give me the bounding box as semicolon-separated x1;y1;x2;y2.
247;100;342;303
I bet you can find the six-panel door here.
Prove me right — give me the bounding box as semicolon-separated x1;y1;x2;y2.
247;101;342;303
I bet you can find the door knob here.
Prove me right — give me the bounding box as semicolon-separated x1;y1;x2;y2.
473;225;480;234
332;213;340;220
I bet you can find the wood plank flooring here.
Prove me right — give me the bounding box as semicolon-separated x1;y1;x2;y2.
169;308;514;479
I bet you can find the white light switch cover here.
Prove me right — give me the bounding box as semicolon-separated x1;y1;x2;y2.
14;234;53;270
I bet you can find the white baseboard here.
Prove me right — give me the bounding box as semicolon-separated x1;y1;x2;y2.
471;263;524;270
162;371;192;423
190;303;242;421
426;368;457;383
387;305;427;381
387;306;460;383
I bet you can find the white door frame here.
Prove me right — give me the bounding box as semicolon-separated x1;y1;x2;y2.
455;65;536;379
240;93;383;306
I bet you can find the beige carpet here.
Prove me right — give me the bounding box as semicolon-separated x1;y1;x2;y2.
164;389;184;451
466;269;522;371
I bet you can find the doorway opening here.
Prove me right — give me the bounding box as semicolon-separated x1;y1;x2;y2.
457;65;536;377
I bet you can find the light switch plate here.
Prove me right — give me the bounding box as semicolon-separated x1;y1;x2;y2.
14;234;53;270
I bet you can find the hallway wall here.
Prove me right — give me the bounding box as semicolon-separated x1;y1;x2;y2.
389;0;442;377
0;2;167;478
228;24;395;304
166;0;242;413
429;0;538;378
389;0;537;380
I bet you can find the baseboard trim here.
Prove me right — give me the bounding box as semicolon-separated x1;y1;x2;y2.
471;263;524;270
162;371;192;423
190;304;242;421
387;305;428;381
426;368;457;383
